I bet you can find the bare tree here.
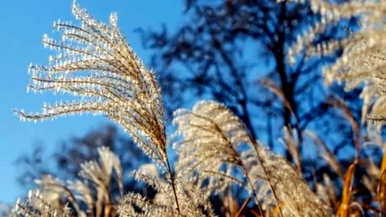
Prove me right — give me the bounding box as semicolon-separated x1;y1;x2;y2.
140;0;362;166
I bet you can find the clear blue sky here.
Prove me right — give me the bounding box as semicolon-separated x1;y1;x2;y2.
0;0;183;203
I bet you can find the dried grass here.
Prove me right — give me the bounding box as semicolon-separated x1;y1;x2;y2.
9;0;386;217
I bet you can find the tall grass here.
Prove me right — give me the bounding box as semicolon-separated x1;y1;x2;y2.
9;0;386;216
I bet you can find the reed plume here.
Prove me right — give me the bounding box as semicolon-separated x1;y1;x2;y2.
287;0;386;127
173;100;331;217
14;1;183;214
11;147;121;217
15;1;167;165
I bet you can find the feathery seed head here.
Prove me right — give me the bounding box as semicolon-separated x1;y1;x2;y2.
17;1;167;164
288;0;386;127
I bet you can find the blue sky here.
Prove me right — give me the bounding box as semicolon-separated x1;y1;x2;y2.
0;0;183;203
